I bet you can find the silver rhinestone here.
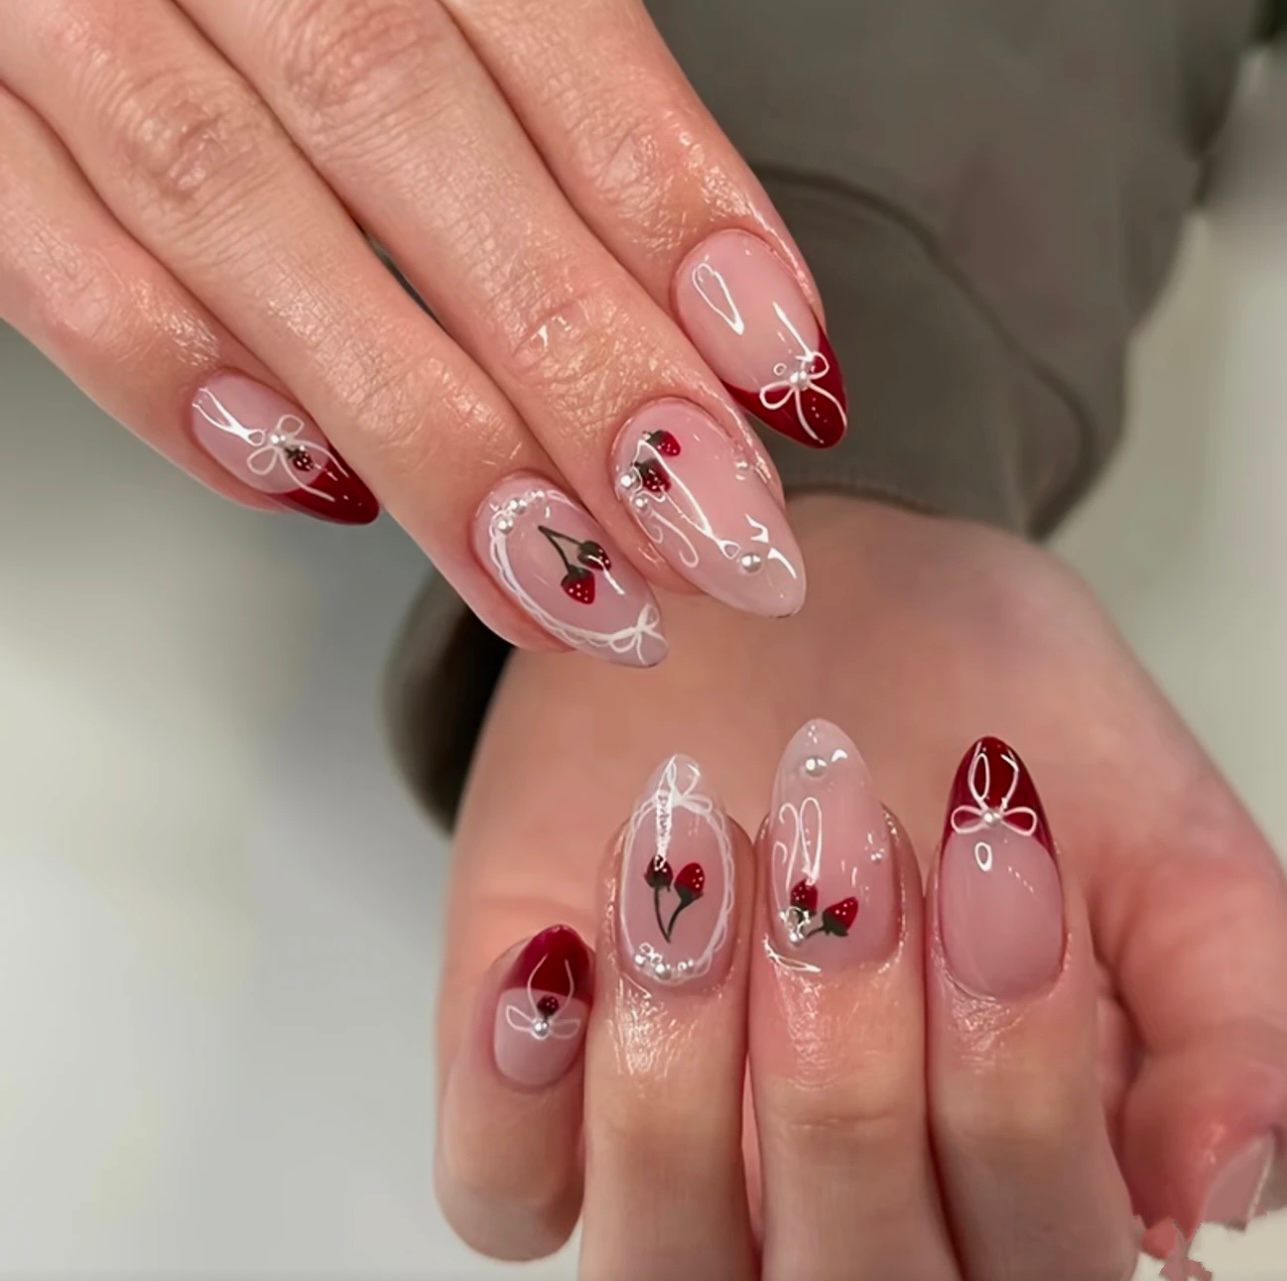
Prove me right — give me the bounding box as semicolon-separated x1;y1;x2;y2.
619;470;639;490
803;755;829;778
269;432;285;447
496;515;515;534
633;951;646;968
676;961;692;975
789;368;810;387
982;810;999;826
632;493;651;511
531;1019;551;1040
513;497;528;514
651;959;669;977
739;552;764;574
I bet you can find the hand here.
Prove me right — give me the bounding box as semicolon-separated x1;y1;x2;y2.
432;497;1287;1273
0;0;845;659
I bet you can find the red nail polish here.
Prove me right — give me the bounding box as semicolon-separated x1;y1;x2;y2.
190;372;379;525
942;736;1053;856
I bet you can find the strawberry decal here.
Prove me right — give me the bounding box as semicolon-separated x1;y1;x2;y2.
539;526;615;606
784;878;859;943
647;855;706;941
635;459;672;494
646;429;682;458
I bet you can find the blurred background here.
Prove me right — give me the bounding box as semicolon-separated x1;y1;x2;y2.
1;47;1286;1281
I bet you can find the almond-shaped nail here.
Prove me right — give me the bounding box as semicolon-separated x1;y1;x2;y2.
618;755;736;991
493;926;593;1090
674;230;847;449
190;372;378;524
938;737;1065;1000
474;475;668;667
613;400;806;617
768;720;899;966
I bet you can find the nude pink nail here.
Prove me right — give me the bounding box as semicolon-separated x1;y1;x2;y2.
474;475;668;667
674;230;847;449
1201;1135;1275;1229
493;926;592;1090
938;738;1065;1000
768;720;899;966
612;400;806;617
190;371;378;524
618;755;736;992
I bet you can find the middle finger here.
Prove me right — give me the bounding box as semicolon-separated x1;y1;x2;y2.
180;0;808;619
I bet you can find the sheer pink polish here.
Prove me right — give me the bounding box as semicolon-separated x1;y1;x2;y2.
493;926;592;1090
674;230;847;449
189;371;378;524
767;720;899;966
612;400;806;618
473;475;668;667
618;755;736;993
937;737;1065;1000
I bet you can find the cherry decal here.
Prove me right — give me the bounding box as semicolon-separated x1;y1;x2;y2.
536;994;561;1018
784;879;860;943
540;525;613;607
646;429;682;457
790;878;819;915
821;897;859;936
646;855;706;941
635;459;672;494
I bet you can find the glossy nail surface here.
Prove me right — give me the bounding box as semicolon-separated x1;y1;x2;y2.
674;230;847;449
493;926;593;1090
190;371;378;524
474;475;668;667
768;720;899;966
613;400;806;618
938;737;1065;1000
618;755;736;992
1202;1135;1275;1229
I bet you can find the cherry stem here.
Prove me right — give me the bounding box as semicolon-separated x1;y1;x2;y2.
664;900;687;941
654;884;669;941
538;525;577;573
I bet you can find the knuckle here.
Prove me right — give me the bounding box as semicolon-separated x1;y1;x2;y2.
272;0;446;124
106;69;273;216
949;1082;1081;1159
770;1078;918;1165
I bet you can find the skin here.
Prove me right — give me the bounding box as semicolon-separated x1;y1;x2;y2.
436;497;1287;1277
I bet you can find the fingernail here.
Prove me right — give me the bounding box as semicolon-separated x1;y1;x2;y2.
474;475;669;667
612;399;806;618
1201;1135;1275;1230
767;719;899;966
674;230;847;449
938;737;1065;1000
493;926;593;1090
618;755;737;992
190;372;378;525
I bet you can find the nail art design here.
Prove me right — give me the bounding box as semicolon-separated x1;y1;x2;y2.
938;738;1064;1000
613;400;806;618
676;230;847;449
189;373;378;524
493;926;592;1089
476;477;668;667
769;720;899;966
619;755;735;989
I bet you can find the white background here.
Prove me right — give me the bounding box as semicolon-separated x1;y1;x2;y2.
1;49;1286;1281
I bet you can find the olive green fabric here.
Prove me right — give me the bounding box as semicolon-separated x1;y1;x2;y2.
385;0;1267;828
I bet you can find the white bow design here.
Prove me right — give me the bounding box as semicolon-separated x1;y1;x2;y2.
949;746;1038;871
503;959;583;1041
757;306;847;443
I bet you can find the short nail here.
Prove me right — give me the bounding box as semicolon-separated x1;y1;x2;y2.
618;754;737;992
938;737;1065;1000
474;475;668;667
612;399;806;617
768;719;899;966
674;230;847;449
190;371;378;525
493;926;593;1090
1202;1135;1275;1230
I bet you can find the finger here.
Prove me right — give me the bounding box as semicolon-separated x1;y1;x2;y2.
437;926;592;1260
0;83;372;523
175;0;810;618
1094;751;1287;1248
751;720;956;1281
447;0;850;449
927;738;1138;1281
581;754;756;1281
0;0;666;662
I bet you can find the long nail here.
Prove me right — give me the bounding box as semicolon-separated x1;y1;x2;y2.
618;755;737;992
767;720;900;966
1201;1134;1275;1230
674;230;847;449
612;400;806;618
938;737;1065;1000
190;372;378;524
493;926;593;1090
474;475;669;667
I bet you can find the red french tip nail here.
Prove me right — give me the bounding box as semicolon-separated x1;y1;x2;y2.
728;327;848;450
504;925;594;1002
943;736;1054;855
276;456;380;525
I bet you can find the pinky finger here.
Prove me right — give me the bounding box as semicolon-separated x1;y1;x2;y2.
0;86;377;525
436;926;592;1260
